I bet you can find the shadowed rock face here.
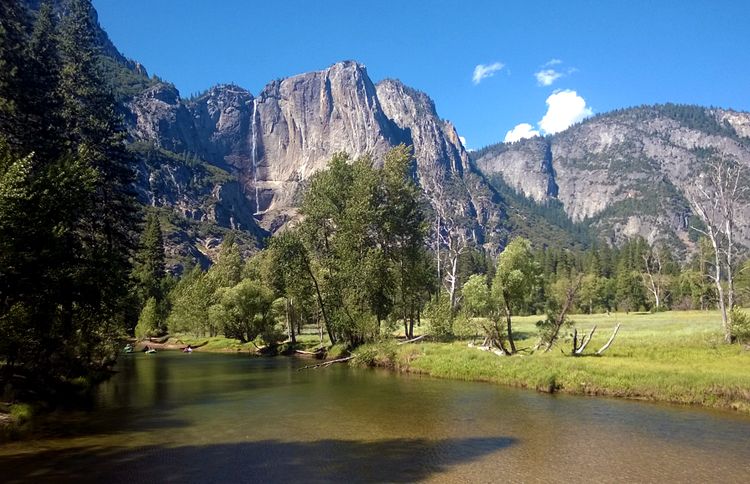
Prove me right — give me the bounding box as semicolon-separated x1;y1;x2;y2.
474;106;750;248
124;61;507;247
376;79;469;177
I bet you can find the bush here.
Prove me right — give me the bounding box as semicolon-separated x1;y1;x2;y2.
453;312;483;340
424;296;453;340
135;298;160;339
730;308;750;343
354;340;397;368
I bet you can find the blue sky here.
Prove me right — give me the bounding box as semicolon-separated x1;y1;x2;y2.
93;0;750;150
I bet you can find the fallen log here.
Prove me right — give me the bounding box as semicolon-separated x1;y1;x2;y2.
297;355;355;370
397;335;425;345
294;349;326;355
135;340;208;352
469;340;509;356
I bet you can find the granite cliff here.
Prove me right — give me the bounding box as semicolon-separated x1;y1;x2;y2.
20;0;750;267
474;105;750;251
124;62;509;264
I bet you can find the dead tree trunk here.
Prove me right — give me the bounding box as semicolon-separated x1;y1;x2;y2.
572;325;597;355
544;275;583;352
687;160;746;343
595;323;621;355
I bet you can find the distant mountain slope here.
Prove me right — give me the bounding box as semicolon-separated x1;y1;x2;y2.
124;62;511;259
474;105;750;251
20;1;750;266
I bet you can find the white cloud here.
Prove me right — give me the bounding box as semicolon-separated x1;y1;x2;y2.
535;59;577;86
538;89;592;134
504;123;540;143
535;69;563;86
458;136;475;152
472;62;504;84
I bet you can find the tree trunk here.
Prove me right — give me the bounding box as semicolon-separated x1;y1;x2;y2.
596;323;621;355
286;298;296;344
709;234;731;342
504;301;517;354
306;264;334;345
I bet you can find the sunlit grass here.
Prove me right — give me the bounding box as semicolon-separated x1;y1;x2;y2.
382;310;750;412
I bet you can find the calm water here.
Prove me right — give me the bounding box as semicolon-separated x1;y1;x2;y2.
1;352;749;483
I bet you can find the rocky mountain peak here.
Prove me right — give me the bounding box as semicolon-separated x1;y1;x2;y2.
376;78;469;177
123;59;508;257
474;104;750;250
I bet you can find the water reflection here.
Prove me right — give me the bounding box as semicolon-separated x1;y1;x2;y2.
1;352;749;483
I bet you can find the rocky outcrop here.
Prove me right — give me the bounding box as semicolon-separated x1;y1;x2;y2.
376;79;468;176
474;105;750;248
125;61;508;250
476;137;557;203
126;83;199;154
251;61;402;216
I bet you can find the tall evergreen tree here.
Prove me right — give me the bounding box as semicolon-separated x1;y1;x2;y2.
133;211;166;303
57;0;137;325
22;2;64;160
0;0;28;150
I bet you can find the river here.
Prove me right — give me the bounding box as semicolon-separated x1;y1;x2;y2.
1;352;749;482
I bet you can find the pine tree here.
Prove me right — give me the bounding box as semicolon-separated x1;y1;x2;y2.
133;211;166;303
0;0;28;151
22;2;64;160
57;0;138;323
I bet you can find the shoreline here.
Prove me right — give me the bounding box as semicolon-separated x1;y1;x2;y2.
355;339;750;415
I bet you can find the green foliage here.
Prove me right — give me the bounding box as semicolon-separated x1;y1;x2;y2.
424;296;453;341
730;308;750;344
207;234;243;288
297;146;430;346
99;56;156;101
461;274;491;317
354;340;398;368
166;266;213;335
0;0;138;398
492;237;541;314
208;279;277;344
132;211;166;305
135;298;160;339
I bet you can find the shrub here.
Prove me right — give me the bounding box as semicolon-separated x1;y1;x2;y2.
424;296;453;340
730;308;750;343
135;298;160;339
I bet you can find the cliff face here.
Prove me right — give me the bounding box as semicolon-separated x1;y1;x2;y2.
375;79;503;242
25;0;750;259
124;62;508;253
474;106;750;248
251;61;401;218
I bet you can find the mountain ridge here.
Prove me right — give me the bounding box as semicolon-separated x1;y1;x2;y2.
474;103;750;251
19;0;750;268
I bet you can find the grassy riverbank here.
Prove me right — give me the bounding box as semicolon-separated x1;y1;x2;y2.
360;310;750;413
137;311;750;413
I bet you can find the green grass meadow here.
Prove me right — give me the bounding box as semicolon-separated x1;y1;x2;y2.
378;310;750;413
166;311;750;413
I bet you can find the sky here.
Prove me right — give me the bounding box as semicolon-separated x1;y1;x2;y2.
93;0;750;150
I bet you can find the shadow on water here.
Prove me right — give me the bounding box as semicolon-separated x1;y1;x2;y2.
0;436;517;483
